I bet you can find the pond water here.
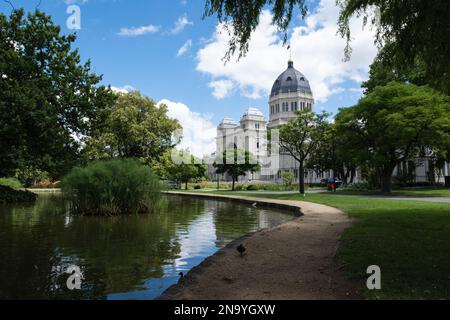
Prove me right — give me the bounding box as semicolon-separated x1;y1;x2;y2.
0;194;294;300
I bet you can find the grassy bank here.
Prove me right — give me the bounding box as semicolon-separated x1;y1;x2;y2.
183;190;450;299
334;187;450;198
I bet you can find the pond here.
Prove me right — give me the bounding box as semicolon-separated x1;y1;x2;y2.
0;194;294;300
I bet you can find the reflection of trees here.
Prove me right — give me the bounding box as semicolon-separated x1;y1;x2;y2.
211;201;258;248
0;195;205;299
0;195;293;299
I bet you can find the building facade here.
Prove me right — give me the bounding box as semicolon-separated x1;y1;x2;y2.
216;60;331;183
215;60;449;185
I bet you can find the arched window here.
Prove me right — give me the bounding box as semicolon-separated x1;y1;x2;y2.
286;77;292;81
300;77;305;81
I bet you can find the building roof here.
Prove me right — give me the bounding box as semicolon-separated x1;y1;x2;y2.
270;60;312;97
243;107;264;117
240;107;265;122
218;117;238;128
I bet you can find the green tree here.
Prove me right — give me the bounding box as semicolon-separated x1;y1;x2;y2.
167;151;207;190
306;123;358;184
203;0;307;60
0;9;115;178
213;147;260;191
279;110;329;194
336;82;450;192
362;44;428;95
338;0;450;94
83;91;181;165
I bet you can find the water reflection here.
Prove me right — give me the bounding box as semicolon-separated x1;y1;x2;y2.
0;195;294;300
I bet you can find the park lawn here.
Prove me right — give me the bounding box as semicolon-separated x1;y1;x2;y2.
333;187;450;198
189;190;450;299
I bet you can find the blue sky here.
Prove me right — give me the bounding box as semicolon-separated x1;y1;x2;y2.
1;0;378;156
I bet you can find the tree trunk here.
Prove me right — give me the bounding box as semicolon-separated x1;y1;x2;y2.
185;181;188;190
381;168;394;193
232;177;236;191
299;161;305;194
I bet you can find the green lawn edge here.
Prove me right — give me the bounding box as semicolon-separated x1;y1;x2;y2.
173;189;450;299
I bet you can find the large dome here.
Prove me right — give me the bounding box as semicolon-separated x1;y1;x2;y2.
270;61;312;97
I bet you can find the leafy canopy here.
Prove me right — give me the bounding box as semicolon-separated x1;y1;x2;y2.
337;0;450;94
279;110;329;193
166;150;207;189
0;9;115;178
214;147;260;190
83;91;181;165
203;0;307;60
335;82;450;192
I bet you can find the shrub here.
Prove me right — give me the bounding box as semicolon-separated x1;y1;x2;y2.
246;184;260;191
193;185;202;190
0;185;37;204
62;159;161;215
0;177;23;190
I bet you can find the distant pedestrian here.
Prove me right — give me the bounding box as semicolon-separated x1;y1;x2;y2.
330;179;336;192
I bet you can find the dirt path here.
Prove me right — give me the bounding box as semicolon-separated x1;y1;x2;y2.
159;192;362;300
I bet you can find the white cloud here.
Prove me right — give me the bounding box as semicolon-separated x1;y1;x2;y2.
177;39;193;57
170;14;193;35
111;85;135;93
158;99;216;157
208;80;234;99
65;0;88;4
118;24;160;37
196;0;377;103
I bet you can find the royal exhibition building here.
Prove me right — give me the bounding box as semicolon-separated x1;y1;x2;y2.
212;60;450;185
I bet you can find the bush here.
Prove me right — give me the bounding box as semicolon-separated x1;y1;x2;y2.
0;185;37;204
62;159;161;215
193;185;202;190
246;184;260;191
0;177;23;190
232;182;300;191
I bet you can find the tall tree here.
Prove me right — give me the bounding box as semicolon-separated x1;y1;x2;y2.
306;123;358;184
167;150;207;190
0;9;115;178
213;147;260;191
279;110;329;194
338;0;450;94
335;82;450;192
83;91;181;165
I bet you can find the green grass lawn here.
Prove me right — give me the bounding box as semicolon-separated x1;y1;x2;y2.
333;187;450;198
182;189;450;299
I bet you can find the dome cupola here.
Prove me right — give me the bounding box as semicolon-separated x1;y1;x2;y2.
270;60;312;97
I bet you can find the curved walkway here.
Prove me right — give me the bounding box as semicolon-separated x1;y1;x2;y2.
159;192;361;300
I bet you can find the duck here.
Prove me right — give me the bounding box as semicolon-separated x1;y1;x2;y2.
237;244;246;257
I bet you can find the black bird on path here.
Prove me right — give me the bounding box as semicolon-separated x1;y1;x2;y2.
178;272;184;279
237;244;246;257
